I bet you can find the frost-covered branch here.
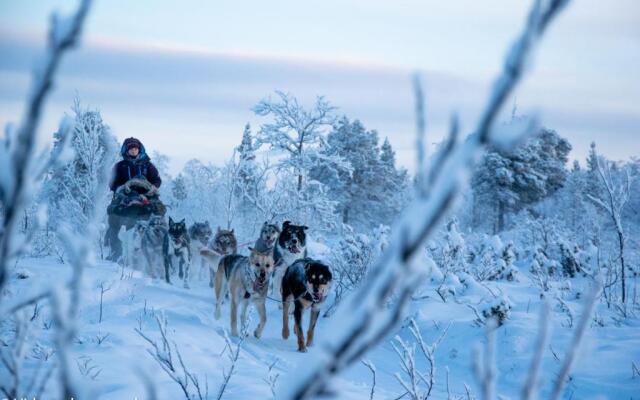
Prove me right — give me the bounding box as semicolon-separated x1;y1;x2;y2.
136;314;208;400
216;331;245;400
279;1;570;398
0;0;92;295
362;359;377;400
392;319;450;400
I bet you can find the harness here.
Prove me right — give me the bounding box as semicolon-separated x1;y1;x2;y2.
241;261;269;298
126;162;149;180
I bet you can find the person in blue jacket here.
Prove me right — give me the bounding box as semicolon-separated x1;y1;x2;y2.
109;137;161;191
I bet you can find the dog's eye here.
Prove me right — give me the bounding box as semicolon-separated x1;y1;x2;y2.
255;263;260;267
266;263;271;268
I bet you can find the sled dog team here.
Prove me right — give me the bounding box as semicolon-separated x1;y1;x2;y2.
134;218;332;352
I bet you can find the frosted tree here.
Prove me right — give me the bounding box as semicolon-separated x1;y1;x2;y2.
309;117;377;227
43;98;118;239
171;173;188;203
309;118;408;230
235;123;260;203
586;155;632;303
378;137;411;225
253;91;336;192
471;128;571;232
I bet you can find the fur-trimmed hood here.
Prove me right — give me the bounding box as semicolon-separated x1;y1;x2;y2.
120;137;150;162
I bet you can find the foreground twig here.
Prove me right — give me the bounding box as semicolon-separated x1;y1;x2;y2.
0;0;92;297
278;2;570;398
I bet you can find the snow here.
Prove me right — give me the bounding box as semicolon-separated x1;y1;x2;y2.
2;250;638;399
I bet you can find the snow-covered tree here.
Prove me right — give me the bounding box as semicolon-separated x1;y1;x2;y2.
43;99;118;243
253;91;336;192
309;118;408;230
235;123;259;203
471;127;571;232
586;155;632;303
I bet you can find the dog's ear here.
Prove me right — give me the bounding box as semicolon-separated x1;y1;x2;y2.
169;216;174;225
283;220;291;229
301;225;309;231
263;221;268;226
180;218;186;225
217;226;221;233
248;246;254;252
205;221;210;227
230;228;234;234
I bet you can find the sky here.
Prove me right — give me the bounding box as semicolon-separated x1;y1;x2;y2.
1;0;638;174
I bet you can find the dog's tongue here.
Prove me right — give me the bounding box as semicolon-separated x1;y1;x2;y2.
290;246;300;254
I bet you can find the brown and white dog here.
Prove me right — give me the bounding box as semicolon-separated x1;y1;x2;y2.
281;258;332;352
200;227;238;287
214;248;275;338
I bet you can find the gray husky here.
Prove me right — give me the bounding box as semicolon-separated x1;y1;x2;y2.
163;217;192;288
214;248;275;338
135;215;168;279
189;221;213;281
200;228;238;287
254;221;280;253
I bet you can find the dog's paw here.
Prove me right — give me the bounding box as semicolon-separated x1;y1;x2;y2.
231;330;238;337
282;328;289;339
214;308;221;320
254;329;262;339
183;281;190;289
297;346;307;353
179;271;184;279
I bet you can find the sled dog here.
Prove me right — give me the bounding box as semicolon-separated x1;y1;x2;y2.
200;228;238;288
281;258;332;352
214;248;275;338
254;221;280;253
163;217;191;287
188;221;213;280
136;215;168;279
272;221;308;299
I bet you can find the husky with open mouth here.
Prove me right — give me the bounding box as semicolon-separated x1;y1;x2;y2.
272;221;308;300
281;258;332;352
214;248;275;338
254;221;280;253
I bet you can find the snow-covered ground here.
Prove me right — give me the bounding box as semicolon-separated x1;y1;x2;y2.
3;250;639;399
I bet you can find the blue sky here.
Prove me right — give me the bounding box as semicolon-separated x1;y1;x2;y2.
1;0;638;173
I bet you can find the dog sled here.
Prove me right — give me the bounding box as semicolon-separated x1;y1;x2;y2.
104;178;166;262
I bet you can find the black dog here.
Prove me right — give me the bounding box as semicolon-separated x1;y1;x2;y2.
163;217;191;287
272;221;308;297
281;258;332;352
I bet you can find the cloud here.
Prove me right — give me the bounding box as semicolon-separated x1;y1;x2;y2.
1;30;637;176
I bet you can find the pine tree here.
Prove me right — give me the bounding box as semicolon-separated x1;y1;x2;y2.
471;127;571;232
172;174;187;202
235;123;258;200
309;118;408;229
